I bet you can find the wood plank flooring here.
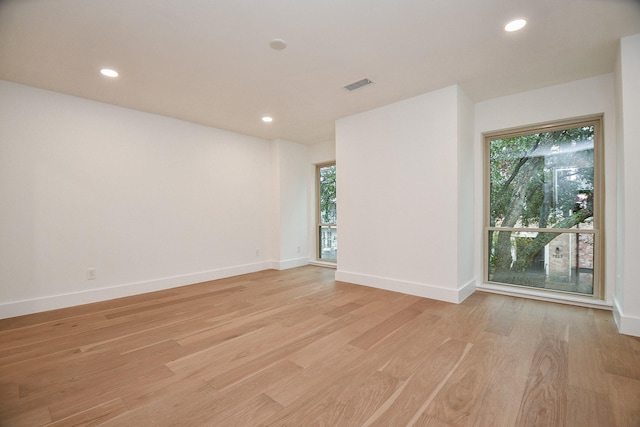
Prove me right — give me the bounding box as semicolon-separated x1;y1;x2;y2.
1;266;639;426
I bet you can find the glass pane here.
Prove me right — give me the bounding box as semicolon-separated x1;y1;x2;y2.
488;230;594;295
319;165;336;224
489;126;594;229
319;225;337;261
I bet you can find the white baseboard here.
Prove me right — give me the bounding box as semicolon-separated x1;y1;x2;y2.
458;278;477;302
270;257;309;271
0;261;271;320
335;270;476;304
613;297;640;337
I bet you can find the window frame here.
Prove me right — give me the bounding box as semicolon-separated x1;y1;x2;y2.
316;162;337;263
483;115;604;299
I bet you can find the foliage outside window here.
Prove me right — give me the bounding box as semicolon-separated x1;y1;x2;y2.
318;163;337;262
485;116;602;297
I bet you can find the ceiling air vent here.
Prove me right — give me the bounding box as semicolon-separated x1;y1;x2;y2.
344;78;374;91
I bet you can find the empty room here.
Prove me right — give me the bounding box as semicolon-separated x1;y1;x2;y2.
1;0;640;425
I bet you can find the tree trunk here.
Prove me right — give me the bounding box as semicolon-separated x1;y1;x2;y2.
492;156;544;273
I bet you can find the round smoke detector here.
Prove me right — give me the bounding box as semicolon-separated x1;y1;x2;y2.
269;38;287;50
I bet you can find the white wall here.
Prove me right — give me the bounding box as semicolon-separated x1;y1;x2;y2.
474;74;618;308
335;85;475;303
309;140;336;165
456;87;475;288
270;139;310;270
614;34;640;336
0;80;273;318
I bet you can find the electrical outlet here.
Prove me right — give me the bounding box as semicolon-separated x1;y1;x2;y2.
255;249;260;257
297;246;301;253
87;268;97;280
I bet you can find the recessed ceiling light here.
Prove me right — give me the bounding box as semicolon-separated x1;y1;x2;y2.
262;116;273;123
100;68;119;78
505;18;527;32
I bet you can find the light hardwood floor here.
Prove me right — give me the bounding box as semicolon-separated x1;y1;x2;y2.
1;266;639;426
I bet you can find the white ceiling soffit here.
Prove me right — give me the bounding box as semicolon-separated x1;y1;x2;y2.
0;0;639;144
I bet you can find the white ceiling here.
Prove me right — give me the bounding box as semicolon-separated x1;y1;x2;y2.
1;0;639;144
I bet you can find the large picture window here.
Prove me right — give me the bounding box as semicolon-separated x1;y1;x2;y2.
484;116;603;298
317;163;337;262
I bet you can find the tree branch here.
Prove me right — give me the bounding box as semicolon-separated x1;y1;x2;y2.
511;209;593;272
